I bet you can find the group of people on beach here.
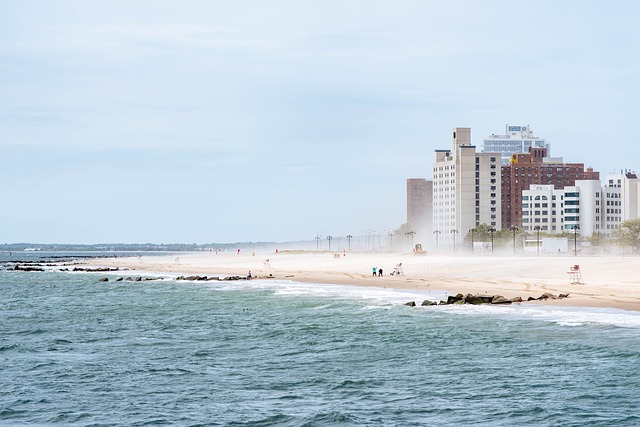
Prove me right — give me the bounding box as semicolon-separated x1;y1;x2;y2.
372;263;403;277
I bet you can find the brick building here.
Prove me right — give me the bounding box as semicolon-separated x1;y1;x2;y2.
501;147;600;229
406;178;433;246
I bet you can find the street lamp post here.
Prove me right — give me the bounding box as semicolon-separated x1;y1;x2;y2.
315;230;325;252
346;234;353;251
509;226;518;255
469;228;477;254
489;227;496;254
405;231;415;252
327;235;332;252
433;230;441;252
572;225;580;256
369;230;376;251
451;229;458;254
534;226;541;256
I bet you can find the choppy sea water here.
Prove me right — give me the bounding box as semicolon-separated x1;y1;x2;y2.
1;265;640;426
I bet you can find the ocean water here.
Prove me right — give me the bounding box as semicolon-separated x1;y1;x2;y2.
1;267;640;426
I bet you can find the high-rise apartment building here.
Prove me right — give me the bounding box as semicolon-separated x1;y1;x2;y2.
484;125;550;165
501;147;600;229
433;128;501;247
406;178;433;247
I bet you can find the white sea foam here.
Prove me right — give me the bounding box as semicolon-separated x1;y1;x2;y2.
172;277;640;330
427;300;640;329
227;279;640;330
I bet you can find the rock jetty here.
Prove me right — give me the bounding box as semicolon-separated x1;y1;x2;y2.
406;292;570;307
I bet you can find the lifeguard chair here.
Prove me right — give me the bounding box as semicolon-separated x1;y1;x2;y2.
392;263;404;276
567;264;583;285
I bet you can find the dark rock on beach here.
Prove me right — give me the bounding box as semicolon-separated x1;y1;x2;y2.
490;296;512;304
14;265;45;272
405;301;416;307
73;267;120;272
464;294;484;305
446;295;463;305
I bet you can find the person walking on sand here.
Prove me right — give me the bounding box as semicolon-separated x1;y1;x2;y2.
378;268;383;277
372;267;377;276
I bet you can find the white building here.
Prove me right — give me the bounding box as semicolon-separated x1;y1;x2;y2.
433;128;501;248
483;125;550;165
521;184;564;234
522;173;639;238
604;171;639;229
564;180;602;237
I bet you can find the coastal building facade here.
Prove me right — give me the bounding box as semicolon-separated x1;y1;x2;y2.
433;128;501;248
406;178;433;248
522;181;600;237
522;173;640;238
501;147;600;230
602;171;639;235
483;125;550;165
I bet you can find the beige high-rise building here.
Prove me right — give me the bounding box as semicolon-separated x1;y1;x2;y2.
433;128;501;249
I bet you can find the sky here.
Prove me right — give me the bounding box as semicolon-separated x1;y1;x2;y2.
1;0;639;244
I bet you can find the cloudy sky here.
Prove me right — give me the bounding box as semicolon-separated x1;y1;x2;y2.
1;1;638;244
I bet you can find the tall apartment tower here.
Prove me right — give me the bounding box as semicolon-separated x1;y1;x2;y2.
433;128;501;247
484;125;550;165
406;178;433;248
501;147;600;230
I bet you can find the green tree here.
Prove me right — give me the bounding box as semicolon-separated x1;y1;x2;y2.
394;223;412;236
615;218;640;248
465;223;505;243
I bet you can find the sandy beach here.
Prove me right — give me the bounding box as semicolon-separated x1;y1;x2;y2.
81;251;640;311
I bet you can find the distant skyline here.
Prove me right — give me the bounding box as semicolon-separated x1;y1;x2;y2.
1;1;639;244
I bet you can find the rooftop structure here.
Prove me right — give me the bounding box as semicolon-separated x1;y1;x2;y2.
484;125;549;165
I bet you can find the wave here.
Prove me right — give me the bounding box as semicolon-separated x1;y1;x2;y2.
439;303;640;329
213;279;640;329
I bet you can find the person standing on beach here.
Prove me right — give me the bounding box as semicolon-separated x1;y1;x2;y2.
372;267;377;276
378;268;383;277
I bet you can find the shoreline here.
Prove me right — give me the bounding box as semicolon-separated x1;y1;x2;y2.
79;251;640;312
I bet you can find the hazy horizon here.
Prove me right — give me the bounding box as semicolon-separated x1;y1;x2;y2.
2;1;639;244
